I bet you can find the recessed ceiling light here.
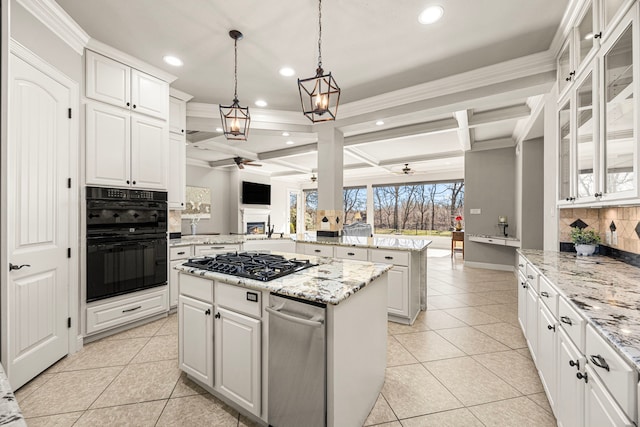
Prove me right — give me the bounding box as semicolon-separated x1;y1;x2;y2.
215;127;223;132
279;67;295;77
418;6;444;24
255;99;268;107
375;120;384;126
163;55;183;66
286;140;295;145
282;131;290;137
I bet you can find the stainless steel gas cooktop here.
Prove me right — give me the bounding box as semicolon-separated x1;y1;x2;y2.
183;252;317;281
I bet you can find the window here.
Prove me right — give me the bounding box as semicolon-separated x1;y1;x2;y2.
288;190;298;234
373;181;464;235
303;189;318;231
343;186;367;224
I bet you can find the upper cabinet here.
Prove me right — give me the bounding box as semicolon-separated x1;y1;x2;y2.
557;1;639;206
169;97;186;135
86;50;169;120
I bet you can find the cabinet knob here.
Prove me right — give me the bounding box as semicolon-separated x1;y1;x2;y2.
569;359;580;370
518;263;524;267
181;129;184;133
132;181;136;185
126;180;130;184
547;324;555;332
576;372;588;383
593;32;602;39
204;308;211;315
126;102;130;107
133;104;137;109
214;312;221;319
594;192;603;198
527;274;534;280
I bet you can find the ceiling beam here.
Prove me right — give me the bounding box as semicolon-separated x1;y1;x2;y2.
268;158;313;174
378;150;463;166
454;110;472;151
191;138;258;159
468;104;530;127
471;137;515;151
343;118;458;147
258;143;318;160
186;116;313;134
344;146;380;167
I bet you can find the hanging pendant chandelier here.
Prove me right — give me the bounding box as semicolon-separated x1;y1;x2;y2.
298;0;341;123
220;30;250;141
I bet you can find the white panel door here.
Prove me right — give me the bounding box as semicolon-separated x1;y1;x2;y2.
178;295;213;387
387;266;409;317
8;54;71;389
85;50;130;109
584;365;634;427
131;69;168;119
169;96;186;135
525;286;538;362
556;328;585;427
517;272;527;332
168;133;185;209
215;307;261;416
131;115;168;190
537;303;557;409
85;102;131;188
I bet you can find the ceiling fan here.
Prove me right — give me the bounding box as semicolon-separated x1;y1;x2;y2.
392;163;414;175
233;156;262;169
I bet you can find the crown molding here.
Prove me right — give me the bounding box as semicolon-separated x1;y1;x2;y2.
170;87;193;102
86;39;177;83
337;50;556;120
548;0;584;57
16;0;89;55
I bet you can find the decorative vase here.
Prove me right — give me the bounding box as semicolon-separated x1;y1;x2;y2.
575;244;596;256
455;221;462;231
191;222;197;235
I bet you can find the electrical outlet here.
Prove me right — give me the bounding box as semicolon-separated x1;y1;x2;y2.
470;209;481;214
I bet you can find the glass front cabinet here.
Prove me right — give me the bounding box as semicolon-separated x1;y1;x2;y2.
557;1;639;206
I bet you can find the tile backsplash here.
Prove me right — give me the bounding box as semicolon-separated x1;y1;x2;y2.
560;207;640;255
169;210;182;233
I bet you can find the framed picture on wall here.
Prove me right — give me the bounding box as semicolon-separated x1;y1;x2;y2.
183;186;211;219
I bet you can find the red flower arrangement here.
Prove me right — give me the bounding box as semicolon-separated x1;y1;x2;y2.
455;215;462;221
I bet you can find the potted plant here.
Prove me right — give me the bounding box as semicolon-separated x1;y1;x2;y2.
570;227;601;256
454;215;463;231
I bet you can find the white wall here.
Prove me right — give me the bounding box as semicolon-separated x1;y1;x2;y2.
183;164;231;234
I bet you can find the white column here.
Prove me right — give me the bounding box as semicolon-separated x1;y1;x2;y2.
316;123;344;235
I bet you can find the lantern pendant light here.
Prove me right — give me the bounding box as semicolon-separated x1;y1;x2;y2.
220;30;250;141
298;0;341;123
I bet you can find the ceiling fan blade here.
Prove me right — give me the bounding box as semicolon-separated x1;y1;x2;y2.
245;163;262;167
238;163;244;169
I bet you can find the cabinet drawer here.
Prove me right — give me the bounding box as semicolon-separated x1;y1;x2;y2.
194;244;240;256
370;249;409;266
170;246;192;260
180;274;214;303
586;325;638;421
334;246;368;261
525;263;539;292
86;287;168;334
301;244;334;257
517;255;527;275
538;276;558;318
558;297;586;351
215;282;262;319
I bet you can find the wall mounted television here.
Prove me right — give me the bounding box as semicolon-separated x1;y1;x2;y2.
242;181;271;205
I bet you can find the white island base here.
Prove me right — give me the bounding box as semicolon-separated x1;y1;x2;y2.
179;273;388;427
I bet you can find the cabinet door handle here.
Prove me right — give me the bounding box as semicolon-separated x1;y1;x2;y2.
540;291;549;298
593;32;602;39
384;256;393;260
122;305;142;313
576;372;588;383
560;316;572;325
177;251;185;255
590;354;610;371
521;282;528;289
547;324;555;332
205;308;211;316
314;249;321;253
214;312;221;319
527;274;534;280
347;252;355;256
518;263;524;267
9;263;31;271
569;359;580;370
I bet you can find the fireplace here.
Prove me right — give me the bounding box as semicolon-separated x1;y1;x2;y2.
247;222;265;234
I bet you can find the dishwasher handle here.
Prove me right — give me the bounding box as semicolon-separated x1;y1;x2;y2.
266;306;324;328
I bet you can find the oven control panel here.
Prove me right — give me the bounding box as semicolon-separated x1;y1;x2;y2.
130;190;154;200
106;188;127;198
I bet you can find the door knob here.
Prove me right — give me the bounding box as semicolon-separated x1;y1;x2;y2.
9;263;31;271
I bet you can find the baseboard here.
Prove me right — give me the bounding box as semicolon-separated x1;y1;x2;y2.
463;261;515;272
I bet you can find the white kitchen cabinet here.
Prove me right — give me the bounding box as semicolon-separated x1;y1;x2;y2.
195;244;241;256
537;303;557;409
179;295;214;388
525;283;538;362
557;327;586;427
517;272;527;332
86;50;168;120
169;96;186;135
242;239;296;253
169;246;192;308
386;266;409;317
300;243;334;257
584;365;635;427
168;133;186;209
214;306;261;417
86;101;168;190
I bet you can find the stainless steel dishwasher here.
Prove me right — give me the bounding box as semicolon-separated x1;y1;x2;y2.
266;293;326;427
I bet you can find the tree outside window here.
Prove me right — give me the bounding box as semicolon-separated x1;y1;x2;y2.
343;186;366;224
303;189;318;231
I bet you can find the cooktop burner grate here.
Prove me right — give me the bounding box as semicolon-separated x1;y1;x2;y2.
183;252;317;281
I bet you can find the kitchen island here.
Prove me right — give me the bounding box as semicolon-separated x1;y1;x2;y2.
175;253;391;427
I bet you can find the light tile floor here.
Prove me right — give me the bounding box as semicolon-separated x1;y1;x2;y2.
15;250;555;426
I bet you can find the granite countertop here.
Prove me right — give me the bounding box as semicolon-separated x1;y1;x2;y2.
176;253;393;305
170;234;291;247
0;364;25;426
519;249;640;371
469;233;520;242
293;234;432;252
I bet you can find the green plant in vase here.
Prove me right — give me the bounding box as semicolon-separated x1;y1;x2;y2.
569;227;601;256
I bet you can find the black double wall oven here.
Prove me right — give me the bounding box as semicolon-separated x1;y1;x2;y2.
86;187;168;302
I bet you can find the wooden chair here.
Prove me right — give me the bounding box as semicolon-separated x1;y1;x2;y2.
451;231;464;258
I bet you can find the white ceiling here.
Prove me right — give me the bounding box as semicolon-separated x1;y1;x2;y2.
56;0;570;183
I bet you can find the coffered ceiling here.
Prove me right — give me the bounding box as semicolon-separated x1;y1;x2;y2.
56;0;570;183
